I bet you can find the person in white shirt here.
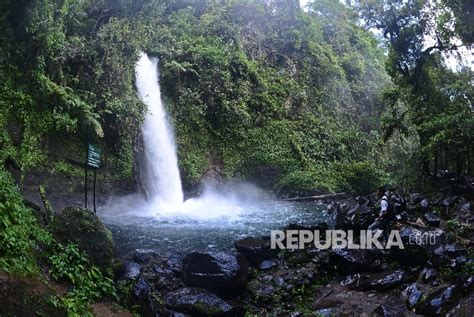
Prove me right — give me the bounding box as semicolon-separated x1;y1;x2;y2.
368;187;389;231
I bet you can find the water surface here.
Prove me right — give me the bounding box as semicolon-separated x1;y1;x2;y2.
99;195;330;256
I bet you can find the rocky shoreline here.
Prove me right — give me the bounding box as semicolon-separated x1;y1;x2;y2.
107;187;473;316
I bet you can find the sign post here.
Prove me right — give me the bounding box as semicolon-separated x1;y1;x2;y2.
85;144;101;213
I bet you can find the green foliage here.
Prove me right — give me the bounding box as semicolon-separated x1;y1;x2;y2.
0;0;418;195
0;168;116;315
277;160;387;196
355;0;474;180
0;168;53;275
49;244;116;317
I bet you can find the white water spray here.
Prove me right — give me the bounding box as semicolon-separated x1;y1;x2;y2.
135;52;183;210
132;52;269;220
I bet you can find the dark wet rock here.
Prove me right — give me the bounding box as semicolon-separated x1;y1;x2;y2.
248;279;276;303
391;226;445;267
182;251;249;293
373;296;408;317
133;277;151;299
450;256;469;271
340;273;361;287
345;269;414;292
420;199;430;212
389;193;407;214
462;276;473;290
403;283;423;308
258;260;276;270
334;201;374;231
166;253;184;274
132;277;158;316
116;261;141;280
460;202;472;213
133;250;153;264
164;287;236;316
308;248;330;266
432;280;441;286
329;249;380;273
409;193;423;205
431;244;467;267
234;237;276;267
424;212;441;227
415;284;462;315
421;268;437;282
51;207;114;268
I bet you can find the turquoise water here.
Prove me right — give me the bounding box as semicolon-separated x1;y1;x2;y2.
99;196;330;256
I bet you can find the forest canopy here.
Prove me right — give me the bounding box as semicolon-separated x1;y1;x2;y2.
0;0;472;195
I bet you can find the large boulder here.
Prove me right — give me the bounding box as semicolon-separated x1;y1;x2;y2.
182;252;249;293
334;200;375;231
390;225;445;267
234;237;276;267
164;287;237;316
415;284;462;315
329;249;381;273
344;269;416;292
52;207;114;268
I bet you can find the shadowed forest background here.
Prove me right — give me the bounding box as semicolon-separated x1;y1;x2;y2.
2;0;471;197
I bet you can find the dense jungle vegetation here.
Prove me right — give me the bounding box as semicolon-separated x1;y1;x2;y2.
1;1;473;195
0;0;473;315
1;0;472;195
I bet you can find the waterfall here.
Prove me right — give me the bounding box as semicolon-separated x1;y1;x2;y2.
135;52;184;210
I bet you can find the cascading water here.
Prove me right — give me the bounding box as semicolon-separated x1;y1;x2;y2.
135;52;184;211
99;52;330;254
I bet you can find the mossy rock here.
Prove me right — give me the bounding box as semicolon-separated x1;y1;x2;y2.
0;271;67;316
52;207;114;268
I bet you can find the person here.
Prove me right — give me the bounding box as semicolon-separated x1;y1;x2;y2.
368;186;390;231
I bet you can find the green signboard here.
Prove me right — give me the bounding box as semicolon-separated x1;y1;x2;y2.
87;144;101;168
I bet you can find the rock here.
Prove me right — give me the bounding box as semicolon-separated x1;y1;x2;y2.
402;283;423;308
133;250;153;264
420;199;430;212
450;256;469;271
234;237;276;267
0;271;67;316
90;302;133;317
182;252;249;293
415;284;462;315
259;260;277;270
391;225;445;267
133;277;151;299
248;279;276;303
409;193;423;205
431;244;467;267
329;249;380;273
345;269;414;292
51;207;114;268
164;287;236;316
132;277;157;316
373;296;408;317
340;273;361;287
116;261;141;280
334;201;374;231
424;212;441;227
421;268;437;282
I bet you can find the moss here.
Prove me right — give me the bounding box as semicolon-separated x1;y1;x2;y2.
51;207;114;269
